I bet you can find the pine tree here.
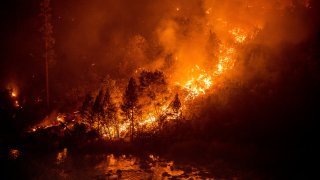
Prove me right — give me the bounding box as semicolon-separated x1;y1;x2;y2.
171;93;182;120
80;93;94;127
102;88;118;138
93;89;104;133
206;30;220;65
121;77;138;140
138;70;169;131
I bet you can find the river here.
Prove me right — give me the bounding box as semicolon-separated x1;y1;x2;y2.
6;148;232;179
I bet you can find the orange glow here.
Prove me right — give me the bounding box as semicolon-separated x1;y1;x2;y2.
28;1;268;139
9;149;20;160
229;28;247;43
14;100;20;107
177;65;213;100
173;26;251;102
11;92;17;97
56;148;68;164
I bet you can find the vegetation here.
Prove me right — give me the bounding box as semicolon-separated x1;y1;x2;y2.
1;1;319;179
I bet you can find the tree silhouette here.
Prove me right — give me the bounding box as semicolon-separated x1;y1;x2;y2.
80;93;94;128
102;88;118;138
206;30;220;62
121;77;138;140
171;93;182;120
138;70;169;131
93;89;104;133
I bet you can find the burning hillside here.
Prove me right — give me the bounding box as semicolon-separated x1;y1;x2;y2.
27;0;269;139
28;23;255;139
1;0;319;179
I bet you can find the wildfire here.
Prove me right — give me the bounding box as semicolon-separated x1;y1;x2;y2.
11;92;17;97
229;28;247;43
178;65;213;100
175;26;249;101
56;148;68;164
29;112;67;132
215;45;236;75
27;12;259;141
139;114;156;126
9;88;20;107
14;100;20;107
57;114;65;122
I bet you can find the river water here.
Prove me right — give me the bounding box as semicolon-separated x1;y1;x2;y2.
7;148;229;179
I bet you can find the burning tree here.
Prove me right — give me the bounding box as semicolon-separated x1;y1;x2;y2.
121;77;139;140
80;93;94;128
138;70;170;130
101;88;118;138
170;93;182;121
93;89;104;133
206;30;220;62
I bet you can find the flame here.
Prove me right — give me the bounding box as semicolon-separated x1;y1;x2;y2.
11;92;17;97
56;148;68;164
28;111;62;132
229;28;247;43
27;12;260;140
174;26;249;101
14;100;20;107
112;25;254;135
179;65;213;100
9;89;20;107
216;45;236;75
139;114;156;126
57;114;65;122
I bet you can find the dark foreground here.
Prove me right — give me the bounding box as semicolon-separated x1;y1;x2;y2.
2;147;260;180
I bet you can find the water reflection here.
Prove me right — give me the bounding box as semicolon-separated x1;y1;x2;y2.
12;149;214;179
94;153;212;179
56;148;68;164
9;149;20;160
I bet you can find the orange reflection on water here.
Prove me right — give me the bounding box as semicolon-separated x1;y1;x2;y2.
94;154;211;179
9;149;20;160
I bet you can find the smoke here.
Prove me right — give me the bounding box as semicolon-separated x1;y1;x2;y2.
1;0;318;107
